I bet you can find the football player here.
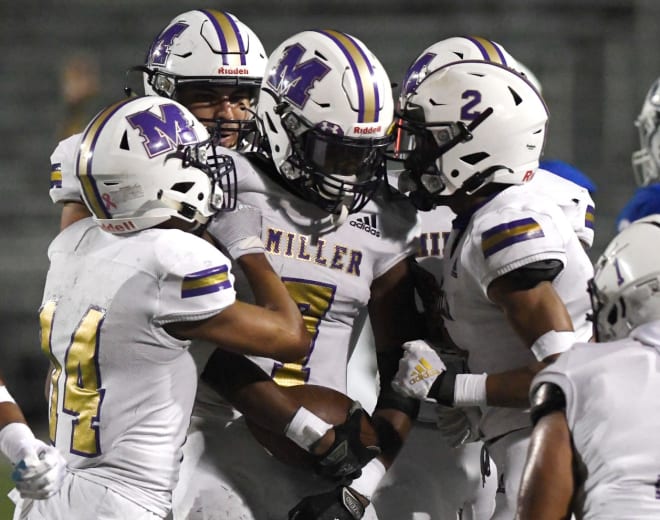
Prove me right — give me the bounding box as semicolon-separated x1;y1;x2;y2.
517;215;660;519
180;29;424;520
616;77;660;231
0;373;66;501
389;60;594;520
50;10;390;518
369;37;596;520
51;8;268;230
15;96;313;520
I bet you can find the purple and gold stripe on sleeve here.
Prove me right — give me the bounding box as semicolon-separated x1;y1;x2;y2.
585;205;595;230
181;265;232;298
481;217;545;258
465;36;508;65
50;163;62;189
199;9;246;66
316;30;380;123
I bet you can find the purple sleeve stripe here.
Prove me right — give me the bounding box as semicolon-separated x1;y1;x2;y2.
50;164;62;188
481;218;545;258
181;265;231;298
181;280;232;299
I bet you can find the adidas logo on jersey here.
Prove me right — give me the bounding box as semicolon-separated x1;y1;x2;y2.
408;357;441;385
350;215;380;237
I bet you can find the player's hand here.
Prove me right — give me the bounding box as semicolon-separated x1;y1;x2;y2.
288;485;367;520
435;404;482;448
12;441;66;499
312;402;380;481
206;202;265;259
391;340;446;401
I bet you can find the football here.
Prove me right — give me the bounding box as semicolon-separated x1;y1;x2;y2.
245;384;379;469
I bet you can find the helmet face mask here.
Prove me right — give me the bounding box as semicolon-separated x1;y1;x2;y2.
76;97;236;234
126;9;267;151
632;77;660;186
588;215;660;341
396;61;548;207
258;30;395;216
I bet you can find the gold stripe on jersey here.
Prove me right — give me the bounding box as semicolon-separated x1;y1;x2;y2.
481;217;545;258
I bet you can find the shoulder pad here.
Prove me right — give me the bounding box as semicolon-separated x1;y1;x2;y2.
530;382;566;425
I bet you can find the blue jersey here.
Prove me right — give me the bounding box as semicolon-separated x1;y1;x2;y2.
615;184;660;231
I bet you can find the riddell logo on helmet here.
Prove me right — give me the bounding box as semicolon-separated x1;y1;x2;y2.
217;67;249;75
353;125;382;135
101;221;137;233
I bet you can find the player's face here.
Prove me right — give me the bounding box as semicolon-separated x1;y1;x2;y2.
177;85;252;149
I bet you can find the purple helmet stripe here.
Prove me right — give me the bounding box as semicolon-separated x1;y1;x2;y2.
77;99;134;219
316;30;380;123
465;36;508;65
199;9;246;66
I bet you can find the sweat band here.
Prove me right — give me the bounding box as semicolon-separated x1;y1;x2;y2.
284;406;333;451
531;330;576;362
454;373;488;407
349;458;387;500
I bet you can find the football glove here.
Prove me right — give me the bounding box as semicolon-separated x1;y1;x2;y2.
288;486;366;520
312;402;380;481
435;404;482;448
12;441;66;499
206;202;265;259
392;340;470;406
391;340;447;400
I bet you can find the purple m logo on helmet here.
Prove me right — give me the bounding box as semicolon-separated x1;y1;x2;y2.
147;22;188;66
401;52;436;97
127;104;200;158
266;43;330;109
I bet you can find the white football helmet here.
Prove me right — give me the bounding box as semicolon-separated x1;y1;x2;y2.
632;77;660;186
396;60;548;205
589;215;660;341
399;36;519;109
258;30;394;216
130;9;267;147
76;96;235;234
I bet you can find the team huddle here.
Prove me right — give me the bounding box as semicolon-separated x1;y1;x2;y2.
1;7;660;520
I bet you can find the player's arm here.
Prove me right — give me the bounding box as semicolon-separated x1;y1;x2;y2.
59;201;91;230
392;262;576;409
335;256;422;503
166;253;310;362
0;374;66;499
484;272;575;407
371;256;425;460
516;382;575;520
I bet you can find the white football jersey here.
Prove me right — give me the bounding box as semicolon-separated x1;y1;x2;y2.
40;218;236;517
440;184;594;440
528;168;595;248
49;133;83;203
206;150;420;393
532;321;660;518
